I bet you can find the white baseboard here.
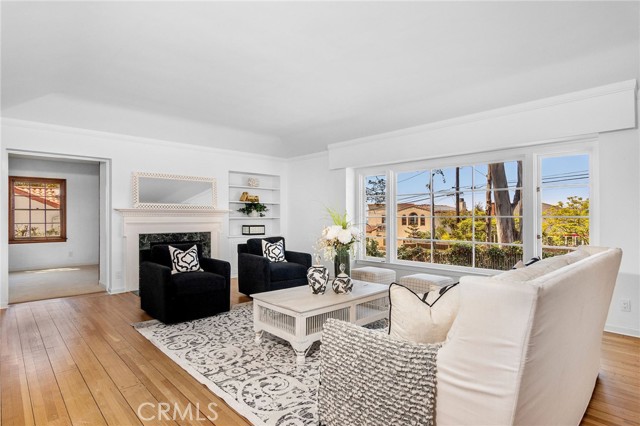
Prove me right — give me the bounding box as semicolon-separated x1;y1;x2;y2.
604;324;640;337
108;286;129;295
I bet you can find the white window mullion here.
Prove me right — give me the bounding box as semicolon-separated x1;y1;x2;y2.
387;170;396;264
524;152;538;260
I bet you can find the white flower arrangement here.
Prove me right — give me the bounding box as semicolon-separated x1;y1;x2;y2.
316;209;362;260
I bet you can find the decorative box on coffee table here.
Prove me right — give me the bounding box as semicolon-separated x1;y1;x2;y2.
252;281;389;364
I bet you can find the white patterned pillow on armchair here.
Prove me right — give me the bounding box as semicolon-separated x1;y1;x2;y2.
262;239;287;263
168;245;203;274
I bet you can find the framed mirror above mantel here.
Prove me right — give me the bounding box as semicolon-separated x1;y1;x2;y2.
132;172;219;210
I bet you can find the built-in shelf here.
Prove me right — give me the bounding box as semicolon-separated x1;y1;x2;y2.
229;217;280;220
229;201;280;205
228;184;280;191
228;171;282;276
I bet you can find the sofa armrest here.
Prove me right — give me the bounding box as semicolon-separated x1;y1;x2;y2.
285;250;312;268
238;252;271;294
319;319;440;426
200;258;231;283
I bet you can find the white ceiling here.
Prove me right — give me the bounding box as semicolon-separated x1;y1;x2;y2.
2;1;638;157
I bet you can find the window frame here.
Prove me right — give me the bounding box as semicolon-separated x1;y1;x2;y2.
9;176;68;244
357;138;597;273
536;150;595;258
361;170;390;261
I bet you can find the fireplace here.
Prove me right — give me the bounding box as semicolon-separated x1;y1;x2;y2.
139;232;212;258
116;208;228;291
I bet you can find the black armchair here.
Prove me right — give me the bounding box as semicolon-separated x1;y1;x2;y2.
237;237;312;296
140;243;231;324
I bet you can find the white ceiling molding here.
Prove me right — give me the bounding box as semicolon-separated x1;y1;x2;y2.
327;79;638;170
1;118;288;164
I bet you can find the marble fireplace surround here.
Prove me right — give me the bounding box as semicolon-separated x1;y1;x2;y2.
116;208;228;291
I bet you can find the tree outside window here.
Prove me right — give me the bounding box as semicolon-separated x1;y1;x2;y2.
540;154;590;258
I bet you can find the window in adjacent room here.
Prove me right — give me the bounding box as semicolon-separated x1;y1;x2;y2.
9;176;67;243
364;174;387;259
539;154;590;258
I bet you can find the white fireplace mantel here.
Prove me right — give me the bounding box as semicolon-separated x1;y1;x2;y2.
116;208;229;291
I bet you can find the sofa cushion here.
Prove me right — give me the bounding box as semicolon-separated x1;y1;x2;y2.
270;261;307;282
494;249;591;282
168;245;203;274
171;271;226;295
494;255;569;281
564;248;590;264
262;239;287;262
388;282;460;344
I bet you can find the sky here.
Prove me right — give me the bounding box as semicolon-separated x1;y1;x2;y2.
368;154;589;209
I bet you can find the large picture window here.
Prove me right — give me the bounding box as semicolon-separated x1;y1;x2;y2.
9;176;67;244
394;161;523;270
360;146;591;271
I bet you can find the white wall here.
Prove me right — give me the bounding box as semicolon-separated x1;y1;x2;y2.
286;153;348;268
597;129;640;336
8;157;100;271
0;119;288;307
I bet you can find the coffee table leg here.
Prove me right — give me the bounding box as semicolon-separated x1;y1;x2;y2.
255;330;263;344
292;342;311;365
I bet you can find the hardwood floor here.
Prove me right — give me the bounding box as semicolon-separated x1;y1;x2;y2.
9;265;103;304
0;280;637;426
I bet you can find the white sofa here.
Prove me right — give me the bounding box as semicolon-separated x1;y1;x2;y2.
319;246;622;425
437;246;622;425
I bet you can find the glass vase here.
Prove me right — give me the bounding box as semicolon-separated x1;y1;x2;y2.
334;248;351;277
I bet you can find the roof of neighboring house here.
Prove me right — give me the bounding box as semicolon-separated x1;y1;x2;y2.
14;186;61;209
367;203;456;214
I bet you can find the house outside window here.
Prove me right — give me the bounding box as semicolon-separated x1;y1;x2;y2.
360;144;592;271
9;176;67;243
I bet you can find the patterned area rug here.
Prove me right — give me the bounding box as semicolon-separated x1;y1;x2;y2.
134;303;384;426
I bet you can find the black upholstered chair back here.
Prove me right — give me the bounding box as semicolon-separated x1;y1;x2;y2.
242;237;285;256
150;243;204;268
237;237;311;296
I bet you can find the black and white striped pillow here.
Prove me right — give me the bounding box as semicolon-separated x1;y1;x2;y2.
262;239;287;263
168;245;203;274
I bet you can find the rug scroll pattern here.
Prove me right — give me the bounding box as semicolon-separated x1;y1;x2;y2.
135;303;322;426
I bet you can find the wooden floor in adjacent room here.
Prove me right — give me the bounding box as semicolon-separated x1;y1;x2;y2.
9;264;103;304
0;280;637;426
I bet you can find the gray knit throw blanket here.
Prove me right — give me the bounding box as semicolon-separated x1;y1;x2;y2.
318;319;440;426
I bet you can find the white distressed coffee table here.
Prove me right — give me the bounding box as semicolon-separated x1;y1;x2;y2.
252;281;389;364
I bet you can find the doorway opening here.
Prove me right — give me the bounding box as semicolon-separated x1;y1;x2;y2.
8;153;107;303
